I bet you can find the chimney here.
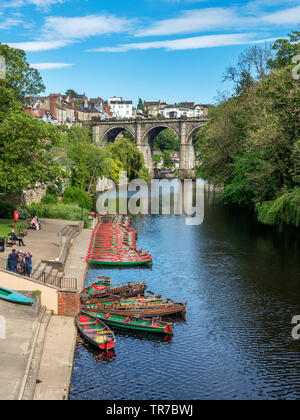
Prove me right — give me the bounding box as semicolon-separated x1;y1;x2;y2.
50;95;56;117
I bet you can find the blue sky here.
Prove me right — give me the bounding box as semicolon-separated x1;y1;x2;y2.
0;0;299;105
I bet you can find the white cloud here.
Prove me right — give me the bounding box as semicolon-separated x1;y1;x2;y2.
262;5;300;25
7;40;72;51
88;33;277;53
1;0;66;10
135;8;240;37
0;17;23;29
42;14;133;39
135;4;300;38
30;62;74;70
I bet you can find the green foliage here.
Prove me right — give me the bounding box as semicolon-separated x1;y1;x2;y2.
154;128;179;152
153;153;163;164
162;151;174;169
106;138;146;180
0;201;14;218
268;29;300;70
0;43;45;104
0;112;62;195
256;188;300;228
65;89;78;96
63;187;92;210
195;29;300;229
27;201;90;223
46;185;60;198
42;194;58;205
137;98;145;114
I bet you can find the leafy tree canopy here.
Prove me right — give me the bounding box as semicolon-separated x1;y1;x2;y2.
65;89;78;96
0;43;45;104
154;128;180;152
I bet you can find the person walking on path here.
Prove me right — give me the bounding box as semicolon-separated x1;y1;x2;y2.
8;229;25;247
23;251;33;277
8;249;19;273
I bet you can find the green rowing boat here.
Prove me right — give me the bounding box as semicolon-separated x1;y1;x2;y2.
75;312;116;351
0;287;34;306
88;312;174;335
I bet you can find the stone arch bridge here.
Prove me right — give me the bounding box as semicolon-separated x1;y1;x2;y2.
88;117;208;178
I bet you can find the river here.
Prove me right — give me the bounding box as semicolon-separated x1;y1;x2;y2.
69;189;300;400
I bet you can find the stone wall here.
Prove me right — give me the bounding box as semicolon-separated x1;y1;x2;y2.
0;184;47;207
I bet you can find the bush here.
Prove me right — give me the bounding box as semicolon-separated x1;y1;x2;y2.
27;201;90;223
42;194;58;205
17;206;30;220
63;187;92;210
0;201;15;218
46;185;60;198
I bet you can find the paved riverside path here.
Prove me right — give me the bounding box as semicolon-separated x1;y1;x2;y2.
33;228;92;400
0;298;39;400
2;219;77;267
63;228;92;291
33;316;77;401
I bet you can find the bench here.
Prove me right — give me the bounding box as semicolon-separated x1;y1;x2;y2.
5;236;16;248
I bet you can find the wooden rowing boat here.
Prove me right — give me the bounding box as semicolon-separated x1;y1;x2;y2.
80;279;112;299
82;291;163;306
75;312;116;351
81;281;147;302
83;299;187;318
88;312;174;335
0;287;34;305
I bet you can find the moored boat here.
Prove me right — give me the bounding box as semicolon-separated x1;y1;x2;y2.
82;292;163;307
80;281;147;302
88;312;174;335
83;298;187;318
75;312;116;351
0;287;34;305
80;278;112;299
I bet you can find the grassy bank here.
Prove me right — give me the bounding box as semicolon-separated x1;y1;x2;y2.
0;220;28;237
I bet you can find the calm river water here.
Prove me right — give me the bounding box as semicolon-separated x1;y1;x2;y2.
70;190;300;400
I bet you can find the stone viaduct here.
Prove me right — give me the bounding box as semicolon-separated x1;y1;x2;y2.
88;117;208;178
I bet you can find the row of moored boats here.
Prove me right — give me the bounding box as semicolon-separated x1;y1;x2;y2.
76;279;187;351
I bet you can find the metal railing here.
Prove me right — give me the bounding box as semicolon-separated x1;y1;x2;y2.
0;256;77;291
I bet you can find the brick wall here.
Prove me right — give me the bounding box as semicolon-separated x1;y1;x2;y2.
58;291;80;317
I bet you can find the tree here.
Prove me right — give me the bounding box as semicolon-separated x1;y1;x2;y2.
154;129;180;152
0;43;45;103
0;112;62;195
223;44;273;95
268;28;300;70
106;138;146;180
195;29;300;228
65;89;78;96
162;151;174;169
137;98;145;114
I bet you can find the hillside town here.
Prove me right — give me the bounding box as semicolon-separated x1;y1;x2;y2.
24;94;209;127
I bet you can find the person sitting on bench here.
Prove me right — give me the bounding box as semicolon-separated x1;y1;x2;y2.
30;216;41;231
8;229;25;247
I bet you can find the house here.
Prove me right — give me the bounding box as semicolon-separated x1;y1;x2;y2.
24;107;57;124
108;97;133;119
159;104;195;119
143;101;167;117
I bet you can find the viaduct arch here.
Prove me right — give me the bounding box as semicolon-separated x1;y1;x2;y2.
89;117;208;178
